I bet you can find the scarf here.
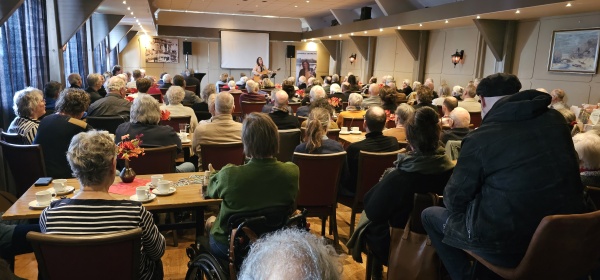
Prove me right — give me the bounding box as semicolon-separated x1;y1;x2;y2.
270;105;289;114
395;146;455;174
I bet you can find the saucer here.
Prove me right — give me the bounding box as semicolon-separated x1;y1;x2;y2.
339;131;350;135
181;138;191;143
29;198;59;210
49;186;75;195
350;131;362;134
152;187;176;196
145;182;156;189
129;193;156;203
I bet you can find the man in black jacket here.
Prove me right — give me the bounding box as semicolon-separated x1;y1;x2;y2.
422;73;591;279
267;90;299;130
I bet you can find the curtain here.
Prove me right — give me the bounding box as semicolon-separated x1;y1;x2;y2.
0;0;48;129
63;26;88;88
93;37;108;75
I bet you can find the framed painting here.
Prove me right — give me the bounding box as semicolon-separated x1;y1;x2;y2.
145;38;179;63
548;28;600;74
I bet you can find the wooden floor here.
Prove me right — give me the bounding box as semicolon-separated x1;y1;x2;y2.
14;204;387;280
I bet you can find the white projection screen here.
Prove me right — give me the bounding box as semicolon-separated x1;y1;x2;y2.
220;31;269;69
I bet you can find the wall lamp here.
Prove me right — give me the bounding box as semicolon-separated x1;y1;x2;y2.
451;49;464;67
349;53;357;65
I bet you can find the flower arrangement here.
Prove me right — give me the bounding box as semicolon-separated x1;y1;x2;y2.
384;110;396;122
296;89;305;99
117;134;145;161
160;109;171;121
125;96;134;102
328;97;341;108
275;83;282;89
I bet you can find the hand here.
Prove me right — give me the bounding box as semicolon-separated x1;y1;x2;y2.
208;163;215;173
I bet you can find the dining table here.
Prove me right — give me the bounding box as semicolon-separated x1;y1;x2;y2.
2;172;221;243
338;131;367;148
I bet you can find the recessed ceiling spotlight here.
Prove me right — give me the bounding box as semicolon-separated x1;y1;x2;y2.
397;26;401;29
338;34;342;37
136;19;139;22
306;0;309;2
516;9;520;14
127;7;130;10
122;1;126;4
364;31;367;34
419;23;423;27
566;2;572;7
476;15;480;19
130;12;134;15
294;5;297;7
133;16;136;19
445;20;449;23
303;39;306;42
351;32;354;36
328;36;332;39
379;28;383;32
310;38;314;41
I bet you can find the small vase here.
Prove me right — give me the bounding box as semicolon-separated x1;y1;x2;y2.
120;160;136;183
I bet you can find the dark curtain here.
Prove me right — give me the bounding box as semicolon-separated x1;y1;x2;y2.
0;0;48;129
93;37;108;75
63;26;88;88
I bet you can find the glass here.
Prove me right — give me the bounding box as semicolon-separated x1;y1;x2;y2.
179;123;189;134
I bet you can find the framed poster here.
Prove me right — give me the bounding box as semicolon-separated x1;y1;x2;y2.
296;50;317;85
548;28;600;74
145;38;179;63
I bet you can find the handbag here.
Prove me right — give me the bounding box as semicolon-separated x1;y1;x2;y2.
387;193;441;280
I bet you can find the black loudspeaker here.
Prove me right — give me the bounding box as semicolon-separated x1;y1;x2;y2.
360;7;372;20
286;45;295;58
183;42;192;55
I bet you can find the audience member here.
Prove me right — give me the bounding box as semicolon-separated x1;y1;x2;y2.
157;72;167;86
43;81;63;115
296;108;344;154
160;74;173;89
336;93;365;128
424;78;438;98
299;98;339;130
205;113;299;259
237;76;248;87
441;107;471;144
323;76;332;93
297;76;307;90
296;85;326;117
238;228;342;280
421;73;591;279
192;92;242;153
201;94;217;124
172;74;202;106
328;83;349;112
40;130;165;279
216;73;228;92
34;88;92;178
84;74;104;104
226;80;242;94
347;75;360;92
452;85;464;101
432;84;451;106
399;79;412;94
331;74;340;85
161;86;198;133
362;84;382;109
383;103;414;142
342;106;400;196
240;80;267;103
267;91;299;130
379;86;398;112
406;81;422;105
193;84;216;112
281;78;296;100
573;131;600;187
111;65;122;76
87;76;132;117
458;84;480;112
183;68;200;94
412;86;438;112
7;87;45;144
549;88;567;109
441;96;458;128
67;73;82;88
126;69;142;89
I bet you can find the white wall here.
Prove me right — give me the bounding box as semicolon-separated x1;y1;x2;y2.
372;35;414;84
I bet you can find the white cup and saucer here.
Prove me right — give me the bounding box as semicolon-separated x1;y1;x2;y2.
350;127;362;134
179;132;191;143
340;127;350;135
147;175;163;189
50;179;74;195
129;186;156;203
153;180;176;196
29;190;58;209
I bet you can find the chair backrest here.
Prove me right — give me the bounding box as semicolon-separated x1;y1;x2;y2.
470;111;482;128
354;150;401;206
159;116;191;132
342;117;365;131
0;191;17;212
276;129;301;163
385;120;396;129
185;85;197;92
86;116;129;134
297;116;307;123
200;142;244;170
241;101;267;116
149;93;162;103
326;129;340;141
0;141;46;198
292;152;346;207
194;110;212;121
128;145;177;174
231;92;243;116
28;228;142;280
585;186;600;209
342;102;349;111
410;193;441;234
160;88;168;95
288;102;301;114
1;131;26;145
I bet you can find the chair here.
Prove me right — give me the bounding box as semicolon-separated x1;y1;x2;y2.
149;93;163;103
199;142;244;170
297;116;308;123
230;92;243;120
338;150;402;235
160;88;168;95
342;117;365;131
0;141;46;198
240;101;267;117
27;228;142;280
436;105;444;117
86;116;129;134
466;210;600;280
160;116;191;132
293;151;346;245
1;131;26;145
185;85;197;92
585;186;600;209
128;145;177;174
385;120;396;129
276;129;301;163
288;102;301;114
342;102;349;111
470;111;482;128
195;110;212;121
326;129;341;141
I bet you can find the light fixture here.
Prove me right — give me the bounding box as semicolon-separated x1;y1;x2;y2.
379;28;383;32
351;32;354;36
122;1;126;4
310;38;314;41
328;35;332;39
516;9;520;14
445;20;449;23
566;2;572;7
476;15;481;19
419;23;423;27
364;31;367;34
127;7;131;10
397;26;401;29
338;34;342;37
349;53;357;65
451;49;464;67
130;12;134;15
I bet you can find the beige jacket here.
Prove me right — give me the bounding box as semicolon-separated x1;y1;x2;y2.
192;114;242;153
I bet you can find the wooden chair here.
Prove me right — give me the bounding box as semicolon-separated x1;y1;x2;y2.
185;85;197;92
1;131;26;145
160;88;168;95
230;92;243;120
288;102;301;114
342;117;365;131
297;116;308;123
240;101;267;118
276;129;301;163
28;228;142;280
149;93;163;103
470;111;482;128
86;116;129;134
292;151;346;245
338;150;402;236
199;142;244;170
385;120;396;129
467;210;600;280
585;186;600;209
0;141;46;198
194;110;212;121
128;145;177;174
326;129;341;141
342;102;349;111
160;116;191;132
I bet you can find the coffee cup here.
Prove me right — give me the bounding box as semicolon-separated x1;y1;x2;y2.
136;186;150;200
179;132;188;140
157;180;171;193
36;190;56;206
52;179;67;192
341;127;348;132
151;175;163;186
351;127;360;132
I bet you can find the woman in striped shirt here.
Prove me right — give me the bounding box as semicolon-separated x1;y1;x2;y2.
39;131;165;280
7;87;46;144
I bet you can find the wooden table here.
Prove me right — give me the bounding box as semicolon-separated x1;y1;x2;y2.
338;132;366;148
2;172;221;242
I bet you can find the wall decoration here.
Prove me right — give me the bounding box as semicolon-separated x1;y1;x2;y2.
145;38;179;63
548;28;599;74
296;50;317;85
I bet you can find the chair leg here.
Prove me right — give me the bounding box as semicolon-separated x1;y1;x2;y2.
321;217;326;236
365;250;373;280
169;212;179;247
349;209;357;236
331;208;339;246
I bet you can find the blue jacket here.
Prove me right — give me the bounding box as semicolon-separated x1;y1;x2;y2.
442;90;590;255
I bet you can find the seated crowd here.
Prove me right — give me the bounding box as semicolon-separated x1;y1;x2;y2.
4;65;599;280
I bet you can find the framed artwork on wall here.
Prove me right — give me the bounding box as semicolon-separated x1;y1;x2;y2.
548;28;600;74
145;38;179;63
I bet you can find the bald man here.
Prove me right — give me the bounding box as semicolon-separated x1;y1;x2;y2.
192;91;242;154
441;107;471;144
267;90;300;130
362;84;382;109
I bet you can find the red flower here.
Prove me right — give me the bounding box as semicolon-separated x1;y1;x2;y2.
125;96;134;102
328;97;341;107
160;110;171;121
117;134;145;160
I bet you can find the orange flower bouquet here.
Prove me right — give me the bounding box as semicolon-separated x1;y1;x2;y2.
117;134;145;183
328;97;341;108
161;109;171;121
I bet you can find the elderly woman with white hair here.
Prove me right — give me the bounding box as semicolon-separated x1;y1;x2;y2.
7;87;46;144
116;94;196;172
40;130;165;280
336;93;365;127
240;80;267;103
573;131;600;187
161;86;198;133
383;103;414;142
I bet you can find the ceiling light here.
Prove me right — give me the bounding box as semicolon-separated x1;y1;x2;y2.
566;2;572;7
303;39;306;42
516;9;520;14
130;12;134;15
338;34;342;37
364;31;367;34
476;15;480;19
127;7;130;10
294;5;297;7
122;1;126;4
310;38;314;41
397;26;401;29
133;16;136;19
445;20;449;23
306;0;309;2
379;28;383;32
328;36;331;39
419;23;423;27
136;19;139;22
351;32;354;36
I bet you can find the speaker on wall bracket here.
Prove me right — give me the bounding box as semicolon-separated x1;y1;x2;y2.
183;41;192;55
286;45;295;58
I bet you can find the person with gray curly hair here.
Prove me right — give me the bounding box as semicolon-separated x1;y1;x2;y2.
336;93;365;128
193;84;216;113
39;130;166;280
161;86;198;132
383;103;415;142
8;87;46;144
34;88;92;178
87;76;132;117
238;228;342;280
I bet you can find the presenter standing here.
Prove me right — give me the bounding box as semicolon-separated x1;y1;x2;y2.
252;57;269;81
